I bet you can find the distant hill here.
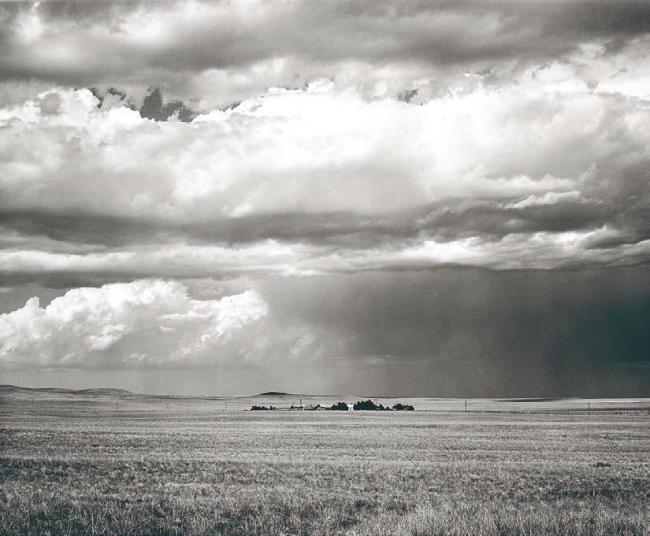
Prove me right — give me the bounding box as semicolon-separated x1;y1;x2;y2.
257;391;292;396
0;385;133;396
76;388;134;396
497;397;566;403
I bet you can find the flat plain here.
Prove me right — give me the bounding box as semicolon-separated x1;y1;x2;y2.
1;387;648;535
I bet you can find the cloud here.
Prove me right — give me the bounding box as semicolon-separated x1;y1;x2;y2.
2;2;648;397
2;269;648;396
0;280;267;367
1;1;649;106
3;83;648;219
253;268;650;397
1;3;649;277
137;87;196;122
1;79;649;276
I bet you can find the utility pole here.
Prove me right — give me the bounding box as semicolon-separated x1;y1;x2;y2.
464;400;468;413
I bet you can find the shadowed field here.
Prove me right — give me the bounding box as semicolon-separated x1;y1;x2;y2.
0;388;648;535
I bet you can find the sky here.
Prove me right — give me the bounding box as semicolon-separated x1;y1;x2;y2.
1;0;649;397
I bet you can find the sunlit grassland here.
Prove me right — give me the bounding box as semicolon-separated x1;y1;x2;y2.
1;394;648;535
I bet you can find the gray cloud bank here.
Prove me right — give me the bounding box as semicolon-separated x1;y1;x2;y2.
2;1;650;105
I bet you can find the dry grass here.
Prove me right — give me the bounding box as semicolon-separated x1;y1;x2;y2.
0;397;648;535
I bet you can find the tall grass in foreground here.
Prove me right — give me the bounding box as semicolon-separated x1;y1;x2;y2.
1;491;646;535
363;500;647;536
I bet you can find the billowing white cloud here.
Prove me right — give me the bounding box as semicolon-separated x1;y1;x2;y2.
0;280;268;367
0;78;649;273
1;81;648;220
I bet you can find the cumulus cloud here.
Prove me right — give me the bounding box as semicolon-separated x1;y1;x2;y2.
3;82;649;217
0;280;268;367
0;2;649;278
0;77;649;276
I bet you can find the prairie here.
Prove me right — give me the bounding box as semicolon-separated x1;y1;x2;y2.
0;387;648;535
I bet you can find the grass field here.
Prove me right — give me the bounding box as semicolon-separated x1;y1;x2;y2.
1;387;648;535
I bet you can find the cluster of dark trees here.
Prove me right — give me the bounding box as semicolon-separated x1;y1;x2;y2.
352;399;414;411
251;400;415;411
392;402;416;411
326;400;415;411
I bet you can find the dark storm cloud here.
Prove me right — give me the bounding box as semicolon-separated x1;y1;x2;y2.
1;185;649;285
2;0;650;97
3;268;648;396
0;211;165;248
0;196;615;248
0;195;628;251
138;88;196;122
257;268;650;397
